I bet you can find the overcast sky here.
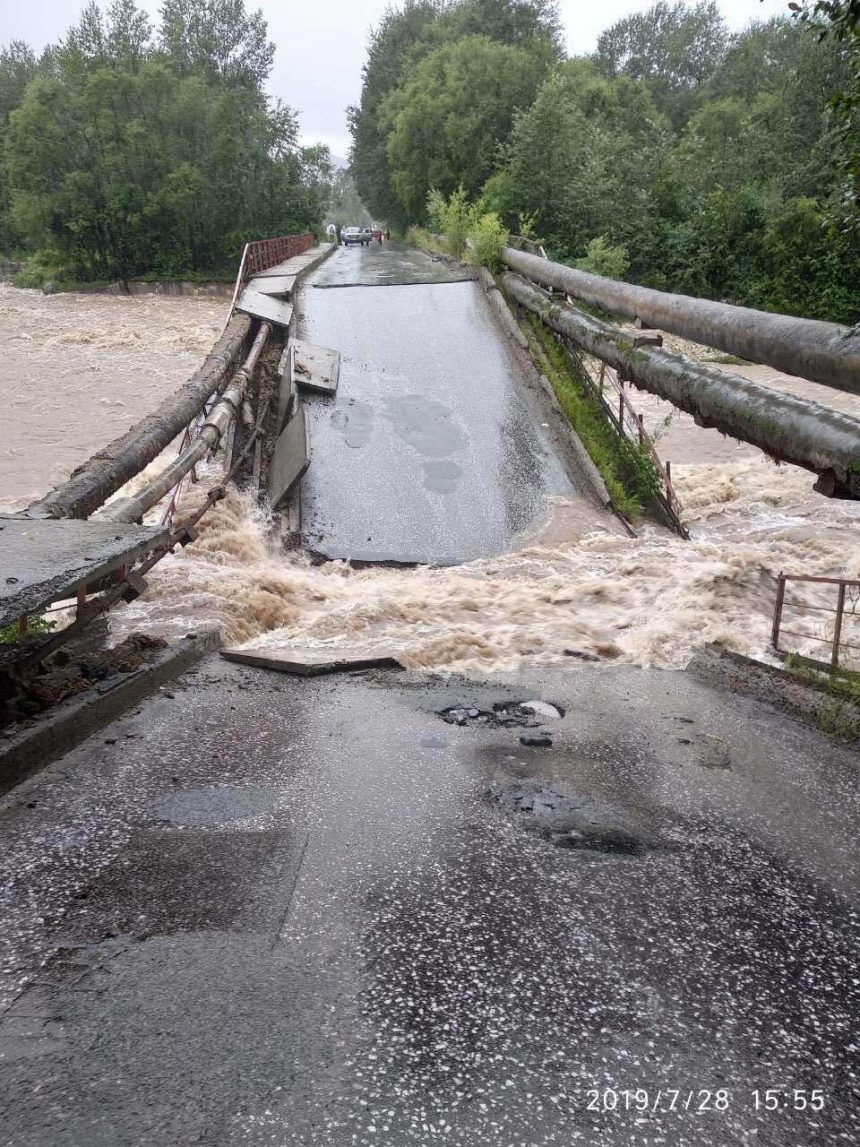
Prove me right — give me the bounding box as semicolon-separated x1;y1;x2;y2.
1;0;791;156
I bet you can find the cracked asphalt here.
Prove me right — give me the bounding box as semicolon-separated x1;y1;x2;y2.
1;660;857;1146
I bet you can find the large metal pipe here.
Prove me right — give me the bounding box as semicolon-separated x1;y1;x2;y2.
100;323;271;523
502;246;860;396
27;312;254;520
503;272;860;498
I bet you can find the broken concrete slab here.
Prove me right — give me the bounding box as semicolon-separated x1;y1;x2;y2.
291;338;340;395
236;288;294;329
0;515;167;628
220;647;402;676
268;405;310;509
275;346;299;434
248;274;296;297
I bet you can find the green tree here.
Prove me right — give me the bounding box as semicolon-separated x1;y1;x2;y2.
795;0;860;224
595;1;728;126
504;60;668;272
159;0;274;87
0;41;38;251
381;33;547;219
348;1;442;225
327;167;373;227
2;0;330;279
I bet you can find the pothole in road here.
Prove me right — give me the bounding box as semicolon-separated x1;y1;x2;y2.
488;780;655;857
438;699;564;728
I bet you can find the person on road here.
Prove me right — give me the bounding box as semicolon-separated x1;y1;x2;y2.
326;222;336;244
335;223;343;246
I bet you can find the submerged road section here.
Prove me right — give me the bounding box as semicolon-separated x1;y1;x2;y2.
297;243;581;565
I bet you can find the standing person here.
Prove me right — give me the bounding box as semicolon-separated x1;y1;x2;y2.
326;222;336;244
336;223;343;246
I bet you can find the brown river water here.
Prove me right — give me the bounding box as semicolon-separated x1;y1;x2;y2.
2;283;859;671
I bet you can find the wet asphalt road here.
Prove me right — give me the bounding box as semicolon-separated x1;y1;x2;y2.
296;243;575;564
1;658;857;1146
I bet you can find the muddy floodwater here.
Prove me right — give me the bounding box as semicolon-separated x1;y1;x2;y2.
0;283;224;509
3;283;860;671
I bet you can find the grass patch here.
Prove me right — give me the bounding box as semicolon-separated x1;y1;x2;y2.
406;226;449;258
784;653;860;740
0;614;55;645
521;312;661;520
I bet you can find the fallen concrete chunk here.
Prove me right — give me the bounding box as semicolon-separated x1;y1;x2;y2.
237;288;294;329
268;406;310;508
291;338;340;395
221;647;402;676
248;274;296;297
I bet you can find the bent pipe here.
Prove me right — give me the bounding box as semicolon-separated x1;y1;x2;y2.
100;322;271;524
26;312;254;520
501;247;860;396
503;273;860;498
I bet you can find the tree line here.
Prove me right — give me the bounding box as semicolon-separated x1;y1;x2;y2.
349;0;860;323
0;0;332;284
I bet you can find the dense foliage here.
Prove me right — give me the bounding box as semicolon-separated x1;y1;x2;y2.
350;0;860;322
0;0;332;282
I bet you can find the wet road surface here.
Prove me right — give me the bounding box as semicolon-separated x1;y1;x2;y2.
296;243;576;564
1;658;857;1145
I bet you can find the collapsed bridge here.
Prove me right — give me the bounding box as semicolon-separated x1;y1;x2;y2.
3;230;860;686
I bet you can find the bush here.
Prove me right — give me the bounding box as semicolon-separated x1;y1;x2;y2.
426;185;473;258
575;235;630;280
13;250;70;291
467;211;508;271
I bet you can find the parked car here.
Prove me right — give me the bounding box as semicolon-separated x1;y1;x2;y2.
343;227;370;247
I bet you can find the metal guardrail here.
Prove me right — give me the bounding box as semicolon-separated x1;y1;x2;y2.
772;573;860;670
588;357;688;538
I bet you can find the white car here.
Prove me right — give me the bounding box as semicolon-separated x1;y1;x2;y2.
343;227;370;247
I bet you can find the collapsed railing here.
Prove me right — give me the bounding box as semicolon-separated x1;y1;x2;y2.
9;232;319;662
500;247;860;502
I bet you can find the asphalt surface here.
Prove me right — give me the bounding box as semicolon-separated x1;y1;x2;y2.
1;658;857;1146
296;243;577;564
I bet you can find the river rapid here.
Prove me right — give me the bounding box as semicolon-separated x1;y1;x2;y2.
3;283;859;672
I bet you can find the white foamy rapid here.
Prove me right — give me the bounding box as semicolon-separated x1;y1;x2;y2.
111;455;860;673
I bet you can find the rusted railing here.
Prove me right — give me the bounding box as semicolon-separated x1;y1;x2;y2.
228;232;316;313
772;573;860;670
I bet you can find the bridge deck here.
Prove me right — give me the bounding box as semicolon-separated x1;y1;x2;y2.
0;516;167;627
